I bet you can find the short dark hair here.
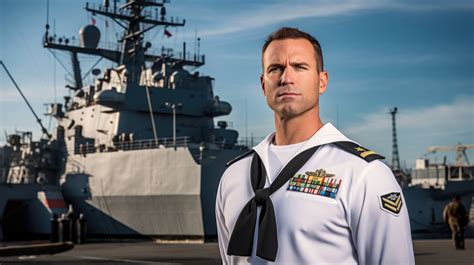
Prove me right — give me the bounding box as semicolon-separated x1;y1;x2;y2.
262;27;324;73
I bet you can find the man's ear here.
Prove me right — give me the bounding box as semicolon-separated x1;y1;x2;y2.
318;71;328;94
260;74;266;96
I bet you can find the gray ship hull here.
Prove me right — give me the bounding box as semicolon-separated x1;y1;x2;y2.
0;184;66;240
404;180;474;238
68;195;203;237
62;145;243;238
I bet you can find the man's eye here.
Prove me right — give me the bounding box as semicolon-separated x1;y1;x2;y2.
295;65;307;70
269;67;282;73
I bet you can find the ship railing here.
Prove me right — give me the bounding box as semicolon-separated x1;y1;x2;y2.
45;35;121;52
75;136;191;154
145;48;205;65
237;136;266;148
206;140;226;149
86;2;186;24
176;52;205;64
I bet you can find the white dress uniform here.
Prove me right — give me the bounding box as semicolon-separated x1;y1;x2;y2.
216;123;415;265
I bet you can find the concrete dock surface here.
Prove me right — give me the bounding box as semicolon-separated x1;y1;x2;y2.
0;239;472;264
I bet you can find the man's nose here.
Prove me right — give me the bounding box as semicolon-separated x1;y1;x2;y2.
280;67;295;86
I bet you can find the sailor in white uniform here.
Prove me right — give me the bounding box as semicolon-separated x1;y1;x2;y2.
216;27;415;264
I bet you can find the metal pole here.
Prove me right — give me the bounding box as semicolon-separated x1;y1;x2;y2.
145;84;158;146
165;101;180;147
172;105;176;146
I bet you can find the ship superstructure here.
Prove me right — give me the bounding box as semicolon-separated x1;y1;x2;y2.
1;0;245;240
41;0;246;239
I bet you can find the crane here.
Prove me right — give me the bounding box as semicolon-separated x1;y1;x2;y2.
427;144;474;166
0;60;52;140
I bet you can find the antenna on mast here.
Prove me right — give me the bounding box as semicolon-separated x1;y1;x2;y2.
389;107;400;170
46;0;49;24
194;29;196;59
45;0;50;32
197;37;201;60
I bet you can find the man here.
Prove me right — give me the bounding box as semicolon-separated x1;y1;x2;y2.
443;195;468;250
216;27;415;264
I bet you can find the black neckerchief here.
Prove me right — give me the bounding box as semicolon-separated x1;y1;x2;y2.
227;145;321;261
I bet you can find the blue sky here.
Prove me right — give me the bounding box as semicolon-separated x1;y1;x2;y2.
1;0;473;168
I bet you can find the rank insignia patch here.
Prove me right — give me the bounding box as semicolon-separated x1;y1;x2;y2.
379;192;403;216
288;170;341;199
353;146;378;158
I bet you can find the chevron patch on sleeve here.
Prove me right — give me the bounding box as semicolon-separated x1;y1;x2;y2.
379;192;403;216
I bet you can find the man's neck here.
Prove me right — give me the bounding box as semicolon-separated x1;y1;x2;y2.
273;109;323;146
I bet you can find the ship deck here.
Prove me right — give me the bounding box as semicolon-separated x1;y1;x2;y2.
0;239;472;264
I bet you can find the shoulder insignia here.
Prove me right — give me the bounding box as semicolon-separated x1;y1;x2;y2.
226;149;255;167
332;141;385;162
379;192;403;216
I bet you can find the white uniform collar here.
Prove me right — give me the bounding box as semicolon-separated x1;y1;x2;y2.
253;123;354;177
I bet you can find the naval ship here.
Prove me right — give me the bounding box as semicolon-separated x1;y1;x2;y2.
0;130;68;241
1;0;246;240
403;145;474;238
0;60;69;241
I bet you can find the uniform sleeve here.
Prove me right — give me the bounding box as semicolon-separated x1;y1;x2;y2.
216;176;231;265
349;161;415;265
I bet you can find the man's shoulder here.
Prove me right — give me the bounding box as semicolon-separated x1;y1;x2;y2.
312;123;384;163
221;149;254;182
225;149;255;167
219;149;254;193
330;141;385;163
324;141;396;188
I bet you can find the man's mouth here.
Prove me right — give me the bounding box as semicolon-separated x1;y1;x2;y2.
277;92;301;98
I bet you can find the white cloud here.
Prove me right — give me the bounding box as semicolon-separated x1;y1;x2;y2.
330;53;472;69
0;86;53;103
343;96;474;167
346;97;474;134
194;0;474;37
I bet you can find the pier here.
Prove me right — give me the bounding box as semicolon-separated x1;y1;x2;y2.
0;239;472;264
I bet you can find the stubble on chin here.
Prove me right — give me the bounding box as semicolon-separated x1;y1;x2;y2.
277;106;296;119
273;99;317;120
274;103;302;120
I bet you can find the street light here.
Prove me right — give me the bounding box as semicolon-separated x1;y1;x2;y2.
199;142;205;162
165;102;182;146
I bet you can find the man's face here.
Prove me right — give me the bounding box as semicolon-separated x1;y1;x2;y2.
261;38;328;119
